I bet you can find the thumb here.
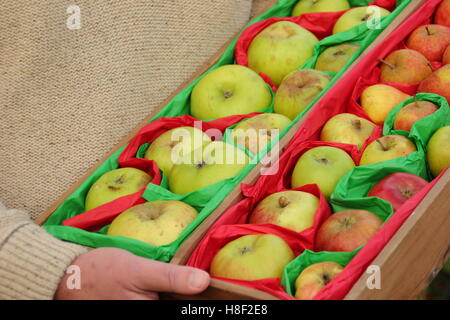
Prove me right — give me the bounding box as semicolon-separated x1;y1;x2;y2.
131;258;210;295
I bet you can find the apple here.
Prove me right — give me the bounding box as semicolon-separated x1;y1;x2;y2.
332;6;391;34
291;146;355;198
210;234;295;281
248;21;319;86
443;45;450;64
379;49;433;84
274;69;331;120
418;64;450;102
294;261;344;300
190;65;272;120
85;168;152;211
315;43;360;74
406;25;450;62
144;126;211;176
367;172;428;212
168;141;249;194
361;84;410;125
359;135;417;166
435;0;450;27
230;113;291;155
292;0;350;16
107;200;198;246
320;113;376;150
427;126;450;177
316;209;383;252
393;100;438;132
249;190;320;233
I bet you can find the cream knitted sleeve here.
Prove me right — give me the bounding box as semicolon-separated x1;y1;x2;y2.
0;202;87;300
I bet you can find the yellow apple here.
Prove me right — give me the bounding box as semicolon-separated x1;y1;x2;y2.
274;69;331;120
169;141;250;194
190;65;272;120
320;113;376;150
210;234;295;280
361;84;410;125
360;135;417;166
291;146;355;198
294;261;344;300
427;126;450;177
107;200;198;246
292;0;350;16
315;43;360;74
248;21;319;86
249;190;319;233
85;167;152;211
144;126;211;176
333;6;390;34
230;113;291;155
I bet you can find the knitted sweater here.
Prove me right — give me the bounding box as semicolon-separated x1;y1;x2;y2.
0;202;87;299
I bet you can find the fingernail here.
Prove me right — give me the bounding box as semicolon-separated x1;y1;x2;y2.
188;270;210;290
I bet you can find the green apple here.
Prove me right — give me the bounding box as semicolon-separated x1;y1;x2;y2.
249;190;319;233
274;69;331;120
295;262;344;300
291;146;355;198
333;6;390;34
292;0;350;16
85;168;152;211
427;126;450;177
360;135;417;166
320;113;376;150
144;126;211;176
107;200;198;246
210;234;295;281
248;21;319;86
169;141;250;194
190;65;272;120
315;44;360;74
230;113;291;155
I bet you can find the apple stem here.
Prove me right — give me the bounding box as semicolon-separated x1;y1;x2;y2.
414;95;420;108
376;139;388;151
333;50;345;57
352;119;361;130
278;196;291;208
223;90;233;99
426;26;431;36
379;59;395;70
427;62;434;72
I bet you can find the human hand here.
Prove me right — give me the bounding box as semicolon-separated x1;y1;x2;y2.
54;247;210;300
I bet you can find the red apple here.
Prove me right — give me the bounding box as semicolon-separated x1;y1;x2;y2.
443;45;450;64
316;209;383;252
406;25;450;62
435;0;450;27
393;100;438;132
294;261;344;300
367;172;428;212
379;49;432;84
418;64;450;102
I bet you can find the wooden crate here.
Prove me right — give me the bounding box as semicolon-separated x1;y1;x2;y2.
35;0;445;300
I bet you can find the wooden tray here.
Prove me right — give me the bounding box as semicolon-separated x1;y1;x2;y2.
35;0;445;300
166;0;450;300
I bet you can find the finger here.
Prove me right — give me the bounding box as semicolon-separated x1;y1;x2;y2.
123;291;159;300
131;258;210;295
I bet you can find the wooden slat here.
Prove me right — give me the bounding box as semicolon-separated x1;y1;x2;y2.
345;170;450;300
161;279;279;300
